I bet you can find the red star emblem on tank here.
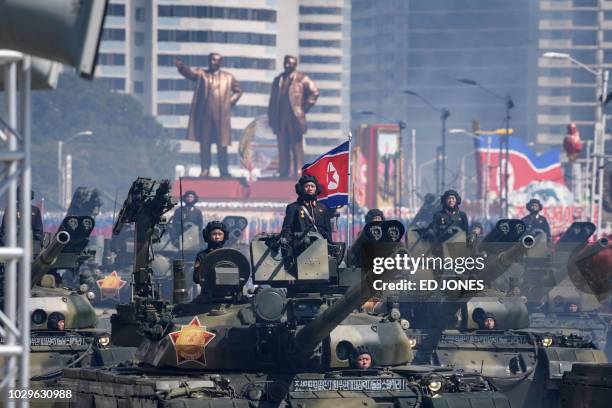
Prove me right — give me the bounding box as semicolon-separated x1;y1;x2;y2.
96;271;127;300
168;316;216;366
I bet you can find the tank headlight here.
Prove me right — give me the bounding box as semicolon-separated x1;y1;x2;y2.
98;333;111;348
82;218;93;231
428;380;443;393
67;217;79;230
400;319;410;330
86;291;96;301
408;338;417;349
542;337;554;347
79;283;89;294
31;309;47;325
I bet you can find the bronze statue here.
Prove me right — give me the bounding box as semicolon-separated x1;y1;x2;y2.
268;55;319;177
175;53;242;177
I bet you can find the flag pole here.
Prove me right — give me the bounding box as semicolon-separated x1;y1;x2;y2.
346;131;353;248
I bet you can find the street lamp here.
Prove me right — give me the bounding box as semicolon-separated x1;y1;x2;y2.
403;90;450;195
456;77;514;219
449;128;492;219
58;130;93;209
357;111;406;217
542;51;608;235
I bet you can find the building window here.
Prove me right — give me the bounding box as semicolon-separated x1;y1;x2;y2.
300;55;342;64
309;121;341;130
100;77;125;91
305;137;344;146
157;30;276;46
309;105;341;114
320;89;341;97
299;6;343;15
307;72;341;81
97;53;125;66
157;79;195;91
134;81;144;94
299;39;342;48
157;79;272;94
135;7;145;22
157;103;267;117
168;128;188;139
101;28;125;41
134;56;145;70
299;23;342;32
158;5;276;22
135;32;145;46
157;54;274;70
107;4;125;16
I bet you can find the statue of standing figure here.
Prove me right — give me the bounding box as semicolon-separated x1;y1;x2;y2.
175;53;242;177
268;55;320;177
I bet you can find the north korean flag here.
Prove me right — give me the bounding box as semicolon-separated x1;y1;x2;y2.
302;141;349;208
474;134;565;197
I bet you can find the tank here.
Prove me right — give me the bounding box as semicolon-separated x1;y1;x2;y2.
376;219;608;408
58;179;510;407
527;225;612;358
1;215;134;386
560;363;612;408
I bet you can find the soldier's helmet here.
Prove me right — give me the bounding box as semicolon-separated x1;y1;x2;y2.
182;190;199;204
526;198;542;213
440;190;462;209
203;221;228;245
295;175;321;197
365;209;385;224
349;345;375;368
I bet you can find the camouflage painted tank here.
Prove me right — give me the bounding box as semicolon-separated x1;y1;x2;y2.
58;179;509;407
368;217;609;408
560;363;612;408
2;215;133;385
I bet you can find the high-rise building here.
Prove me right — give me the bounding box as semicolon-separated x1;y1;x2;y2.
351;0;540;195
537;0;611;147
298;0;350;150
96;0;349;175
97;1;131;93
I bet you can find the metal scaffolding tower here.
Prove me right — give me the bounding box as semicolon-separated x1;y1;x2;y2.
0;50;33;408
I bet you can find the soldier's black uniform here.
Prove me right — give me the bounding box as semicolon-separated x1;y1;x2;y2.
193;221;228;284
432;190;468;243
171;190;204;233
521;198;551;241
281;175;332;241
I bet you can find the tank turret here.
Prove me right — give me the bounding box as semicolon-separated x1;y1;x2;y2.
389;220;609;408
31;230;70;286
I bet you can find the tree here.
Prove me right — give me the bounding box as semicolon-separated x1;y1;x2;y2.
30;73;178;210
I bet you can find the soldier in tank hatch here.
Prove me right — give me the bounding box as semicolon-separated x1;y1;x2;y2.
522;198;551;241
171;190;204;234
432;190;468;243
348;208;385;267
193;221;228;284
350;346;375;369
280;175;331;243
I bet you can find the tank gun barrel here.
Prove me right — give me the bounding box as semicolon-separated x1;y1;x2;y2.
573;237;609;262
294;271;376;353
483;234;535;283
31;230;70;286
